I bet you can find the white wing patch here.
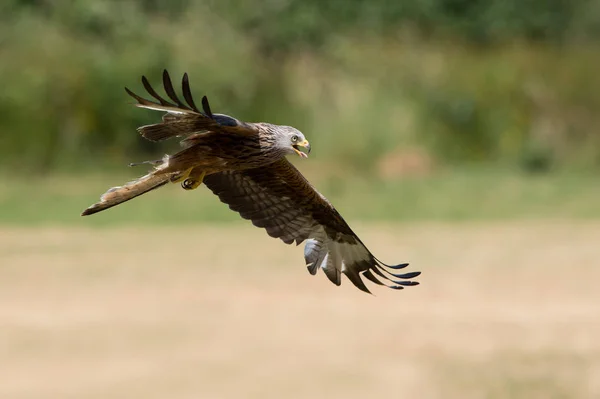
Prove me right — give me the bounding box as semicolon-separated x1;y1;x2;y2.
304;227;375;288
304;229;328;275
303;227;420;293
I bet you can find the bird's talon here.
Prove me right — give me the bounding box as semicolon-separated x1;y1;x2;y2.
171;167;193;183
182;178;201;190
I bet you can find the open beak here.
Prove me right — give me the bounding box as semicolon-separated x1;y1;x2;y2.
292;140;311;158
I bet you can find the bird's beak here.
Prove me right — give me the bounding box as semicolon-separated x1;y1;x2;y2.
293;140;311;158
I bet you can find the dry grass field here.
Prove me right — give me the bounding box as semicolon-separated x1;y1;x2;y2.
1;222;599;399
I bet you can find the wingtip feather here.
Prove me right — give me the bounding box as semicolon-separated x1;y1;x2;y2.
201;96;213;119
387;262;410;269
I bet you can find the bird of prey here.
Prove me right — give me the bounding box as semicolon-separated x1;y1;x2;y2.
81;70;420;294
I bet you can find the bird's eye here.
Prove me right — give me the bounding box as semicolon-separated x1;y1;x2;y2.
291;135;298;142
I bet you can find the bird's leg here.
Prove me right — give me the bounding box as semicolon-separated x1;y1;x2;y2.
170;167;193;183
182;170;206;191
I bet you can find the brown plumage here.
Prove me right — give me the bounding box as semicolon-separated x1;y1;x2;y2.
81;70;421;294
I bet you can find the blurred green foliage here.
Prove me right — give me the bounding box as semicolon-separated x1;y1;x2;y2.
1;0;599;174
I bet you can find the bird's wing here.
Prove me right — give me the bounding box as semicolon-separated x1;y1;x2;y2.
203;158;420;294
126;70;258;141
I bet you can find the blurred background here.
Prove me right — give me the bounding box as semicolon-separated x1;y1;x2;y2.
1;1;599;398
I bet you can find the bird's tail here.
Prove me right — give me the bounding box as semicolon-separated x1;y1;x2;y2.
81;170;170;216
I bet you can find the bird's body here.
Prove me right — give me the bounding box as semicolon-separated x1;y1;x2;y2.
161;124;292;175
82;70;420;294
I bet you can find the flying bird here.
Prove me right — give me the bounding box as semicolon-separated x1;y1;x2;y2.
81;70;420;294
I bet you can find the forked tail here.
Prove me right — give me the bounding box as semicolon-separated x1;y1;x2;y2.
81;172;170;216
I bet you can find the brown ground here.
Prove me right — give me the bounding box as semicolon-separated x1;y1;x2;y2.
1;222;599;399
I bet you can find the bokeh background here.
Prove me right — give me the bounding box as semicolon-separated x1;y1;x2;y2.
1;1;599;398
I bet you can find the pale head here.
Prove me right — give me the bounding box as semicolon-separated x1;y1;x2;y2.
272;125;311;158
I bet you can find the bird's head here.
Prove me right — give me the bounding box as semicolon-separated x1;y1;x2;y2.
275;126;311;158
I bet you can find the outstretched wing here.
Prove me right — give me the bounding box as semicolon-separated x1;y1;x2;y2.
126;69;257;141
203;158;420;294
